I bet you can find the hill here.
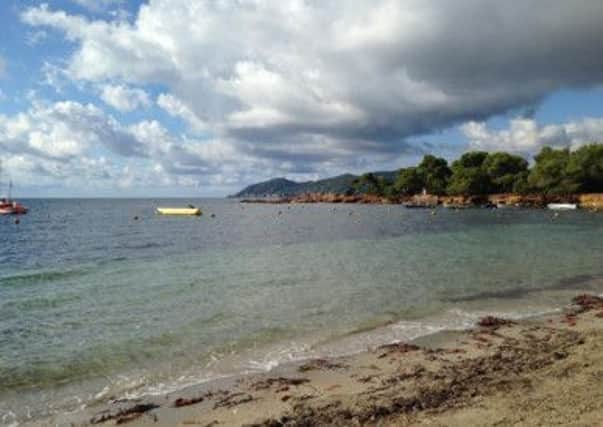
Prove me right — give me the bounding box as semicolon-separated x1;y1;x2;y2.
230;171;397;198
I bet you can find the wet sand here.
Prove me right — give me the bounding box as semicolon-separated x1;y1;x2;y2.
57;294;603;427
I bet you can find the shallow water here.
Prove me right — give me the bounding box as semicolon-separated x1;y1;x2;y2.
2;199;603;425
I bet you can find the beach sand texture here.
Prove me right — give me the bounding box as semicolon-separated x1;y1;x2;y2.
71;294;603;427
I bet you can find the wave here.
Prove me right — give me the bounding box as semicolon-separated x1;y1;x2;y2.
0;303;563;427
0;268;89;289
11;294;82;311
116;242;162;250
442;272;603;303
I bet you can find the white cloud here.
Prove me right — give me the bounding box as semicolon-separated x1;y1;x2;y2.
0;99;262;193
22;1;603;149
16;1;603;193
70;0;123;12
0;100;143;160
461;117;603;155
41;62;71;93
157;93;206;132
26;30;48;46
100;84;151;112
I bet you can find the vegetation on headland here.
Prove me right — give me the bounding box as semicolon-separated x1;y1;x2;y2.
234;144;603;200
231;172;397;198
356;144;603;198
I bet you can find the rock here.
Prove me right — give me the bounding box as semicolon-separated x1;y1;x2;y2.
298;359;347;372
478;316;515;329
174;396;204;408
572;294;603;310
90;403;159;425
252;377;310;391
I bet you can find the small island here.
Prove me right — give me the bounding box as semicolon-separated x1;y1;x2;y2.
234;144;603;209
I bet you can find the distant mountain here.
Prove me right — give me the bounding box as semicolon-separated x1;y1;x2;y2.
230;171;398;198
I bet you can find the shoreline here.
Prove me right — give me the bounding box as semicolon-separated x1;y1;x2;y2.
46;293;603;427
239;192;603;209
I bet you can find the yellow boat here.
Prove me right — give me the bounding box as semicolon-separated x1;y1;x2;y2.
156;207;202;216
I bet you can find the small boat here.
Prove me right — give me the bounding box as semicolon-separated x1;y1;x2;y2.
0;200;28;215
443;203;468;209
404;203;436;209
496;202;515;209
547;203;577;210
0;161;27;215
156;207;202;216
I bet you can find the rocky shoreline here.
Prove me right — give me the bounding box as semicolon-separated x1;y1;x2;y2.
240;192;603;209
54;293;603;427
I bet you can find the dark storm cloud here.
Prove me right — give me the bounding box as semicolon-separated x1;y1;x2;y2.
19;0;603;189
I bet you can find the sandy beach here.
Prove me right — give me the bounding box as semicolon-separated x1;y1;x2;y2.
52;293;603;427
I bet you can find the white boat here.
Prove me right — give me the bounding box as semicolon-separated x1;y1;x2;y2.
547;203;577;210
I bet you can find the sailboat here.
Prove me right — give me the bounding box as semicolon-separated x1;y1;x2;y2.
0;160;28;215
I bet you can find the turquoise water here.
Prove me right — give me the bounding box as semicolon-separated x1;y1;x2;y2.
1;199;603;425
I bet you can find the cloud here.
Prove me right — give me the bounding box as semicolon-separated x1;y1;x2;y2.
17;1;603;192
0;100;146;160
22;1;603;139
0;99;264;193
70;0;123;12
157;93;206;132
41;62;72;93
0;102;126;192
26;30;48;46
100;84;151;112
461;117;603;155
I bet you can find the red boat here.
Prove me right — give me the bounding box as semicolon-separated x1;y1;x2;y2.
0;199;28;215
0;161;28;215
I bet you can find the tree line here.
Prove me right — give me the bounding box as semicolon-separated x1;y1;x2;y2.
354;144;603;197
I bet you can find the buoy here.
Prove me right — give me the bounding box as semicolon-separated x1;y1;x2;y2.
133;216;139;220
210;213;216;218
431;210;437;216
15;218;20;225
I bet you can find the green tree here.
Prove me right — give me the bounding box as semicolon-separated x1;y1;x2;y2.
455;151;489;169
353;172;389;196
393;167;424;195
512;171;530;194
482;152;529;193
565;144;603;193
527;147;573;194
416;155;451;195
447;151;490;195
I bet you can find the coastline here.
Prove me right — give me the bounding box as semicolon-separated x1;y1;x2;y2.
239;192;603;209
53;293;603;427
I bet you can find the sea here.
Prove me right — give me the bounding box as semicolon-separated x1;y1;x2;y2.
2;198;603;425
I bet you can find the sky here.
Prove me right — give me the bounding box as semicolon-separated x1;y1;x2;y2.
1;1;603;197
